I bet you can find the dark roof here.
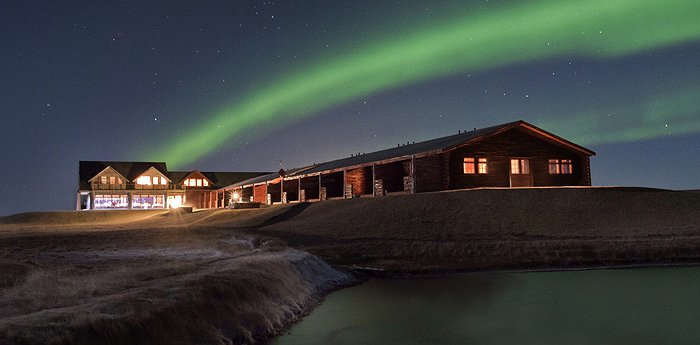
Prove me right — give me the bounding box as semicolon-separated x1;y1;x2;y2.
78;161;168;189
201;172;270;188
298;120;595;175
222;120;595;188
225;166;316;189
167;171;270;188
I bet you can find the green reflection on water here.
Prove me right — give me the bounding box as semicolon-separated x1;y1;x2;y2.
272;267;700;345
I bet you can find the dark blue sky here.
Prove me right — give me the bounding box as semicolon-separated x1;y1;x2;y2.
1;1;699;216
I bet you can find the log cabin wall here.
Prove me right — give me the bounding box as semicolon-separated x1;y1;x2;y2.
253;184;267;204
345;166;373;196
414;153;450;193
448;127;589;189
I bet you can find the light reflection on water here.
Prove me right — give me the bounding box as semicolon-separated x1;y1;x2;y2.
272;266;700;345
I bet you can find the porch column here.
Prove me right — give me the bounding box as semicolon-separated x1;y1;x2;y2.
89;192;95;210
76;192;81;210
372;164;376;197
410;155;416;194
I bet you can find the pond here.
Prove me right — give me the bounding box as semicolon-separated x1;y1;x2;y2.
272;266;700;345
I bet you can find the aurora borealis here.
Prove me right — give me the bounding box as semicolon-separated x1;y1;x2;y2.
143;0;700;167
1;0;700;214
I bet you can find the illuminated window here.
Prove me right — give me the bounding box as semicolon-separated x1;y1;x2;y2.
136;176;152;185
184;179;189;186
463;158;475;174
548;159;560;174
117;178;122;184
561;159;572;174
160;176;167;185
109;176;116;184
100;176;108;184
203;179;209;187
548;159;573;174
478;158;488;174
511;159;530;175
510;159;520;174
196;179;202;187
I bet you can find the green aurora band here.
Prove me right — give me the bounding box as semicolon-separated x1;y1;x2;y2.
145;0;700;167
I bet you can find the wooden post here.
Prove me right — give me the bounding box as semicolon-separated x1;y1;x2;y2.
318;174;322;200
411;155;416;194
280;178;284;204
343;169;347;199
298;177;301;202
372;164;376;197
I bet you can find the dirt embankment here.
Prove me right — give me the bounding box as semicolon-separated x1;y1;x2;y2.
1;187;699;344
243;187;700;272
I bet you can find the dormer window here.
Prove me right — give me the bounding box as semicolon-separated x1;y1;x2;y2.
184;178;209;187
136;176;152;185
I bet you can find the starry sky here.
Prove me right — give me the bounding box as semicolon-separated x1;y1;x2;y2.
1;0;699;216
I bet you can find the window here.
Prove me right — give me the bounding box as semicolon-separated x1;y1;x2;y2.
548;159;560;174
478;158;488;174
109;176;116;184
136;176;152;185
548;159;573;174
463;158;475;174
160;176;167;185
561;159;572;174
464;157;488;174
100;176;108;184
511;159;530;174
203;179;209;187
196;179;202;187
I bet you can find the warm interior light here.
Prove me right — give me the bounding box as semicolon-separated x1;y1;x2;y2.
232;192;240;201
169;195;183;208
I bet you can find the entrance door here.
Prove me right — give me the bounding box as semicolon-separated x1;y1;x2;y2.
510;158;533;187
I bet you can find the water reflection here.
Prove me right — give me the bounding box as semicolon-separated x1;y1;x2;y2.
272;267;700;345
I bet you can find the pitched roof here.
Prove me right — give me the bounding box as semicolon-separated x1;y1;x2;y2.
297;120;594;175
222;120;595;188
201;171;271;188
78;161;168;189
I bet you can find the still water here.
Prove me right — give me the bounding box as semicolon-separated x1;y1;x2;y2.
272;266;700;345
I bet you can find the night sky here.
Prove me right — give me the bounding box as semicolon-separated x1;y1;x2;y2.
1;0;699;216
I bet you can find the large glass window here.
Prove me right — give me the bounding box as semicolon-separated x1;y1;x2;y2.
136;176;152;185
94;194;128;209
132;194;165;208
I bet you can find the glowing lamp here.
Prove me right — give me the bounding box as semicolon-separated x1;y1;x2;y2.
232;192;240;201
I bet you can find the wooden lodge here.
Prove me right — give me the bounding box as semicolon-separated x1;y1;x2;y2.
76;161;268;210
77;120;595;210
223;120;595;204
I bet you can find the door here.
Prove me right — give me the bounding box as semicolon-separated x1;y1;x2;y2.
510;158;533;187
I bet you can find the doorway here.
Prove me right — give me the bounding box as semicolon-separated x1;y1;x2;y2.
509;158;533;187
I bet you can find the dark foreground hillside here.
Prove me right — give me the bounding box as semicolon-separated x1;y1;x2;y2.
1;187;699;344
250;187;700;272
